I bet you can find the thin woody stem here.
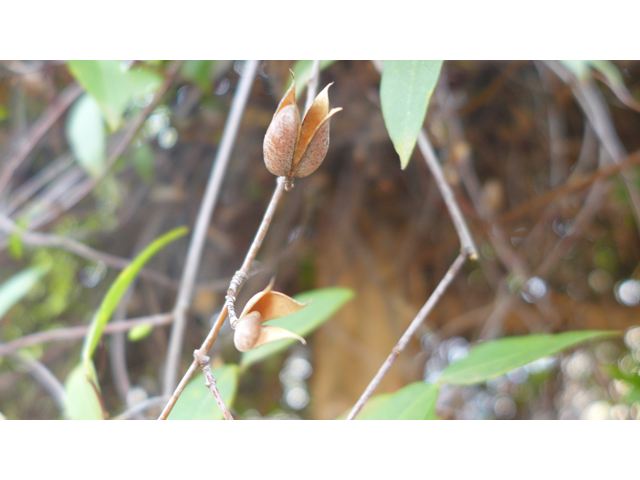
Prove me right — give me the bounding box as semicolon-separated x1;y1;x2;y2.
416;130;478;259
197;352;234;420
346;252;468;420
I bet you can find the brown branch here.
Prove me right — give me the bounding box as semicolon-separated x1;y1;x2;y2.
0;313;173;356
346;252;469;420
196;352;234;420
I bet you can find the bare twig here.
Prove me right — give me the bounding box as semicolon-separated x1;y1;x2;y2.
346;252;468;420
162;60;260;395
0;214;177;289
0;82;83;196
416;130;478;259
0;313;173;356
197;352;234;420
8;352;66;412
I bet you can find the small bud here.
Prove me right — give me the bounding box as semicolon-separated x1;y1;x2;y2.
233;279;310;352
263;72;342;183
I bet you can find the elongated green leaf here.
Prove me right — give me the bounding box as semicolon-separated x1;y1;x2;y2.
81;226;188;364
64;361;105;420
380;60;443;169
127;322;153;342
66;93;106;177
439;330;620;386
241;287;354;369
288;60;336;98
358;382;439;420
0;267;46;319
67;61;163;131
167;365;239;420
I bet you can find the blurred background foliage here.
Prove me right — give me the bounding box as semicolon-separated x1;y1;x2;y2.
0;60;639;420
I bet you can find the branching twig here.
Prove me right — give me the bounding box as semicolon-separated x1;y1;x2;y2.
416;130;478;259
162;60;260;395
196;352;234;420
346;251;468;420
0;313;173;356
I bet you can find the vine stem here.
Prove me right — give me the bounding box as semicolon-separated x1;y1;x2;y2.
346;251;468;420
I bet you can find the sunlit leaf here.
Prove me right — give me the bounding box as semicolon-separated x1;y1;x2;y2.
67;61;163;131
127;323;153;342
287;60;336;98
81;226;188;365
357;382;439;420
66;93;106;177
439;331;620;386
559;60;591;80
380;60;443;169
64;361;105;420
0;267;46;319
240;287;354;369
167;365;239;420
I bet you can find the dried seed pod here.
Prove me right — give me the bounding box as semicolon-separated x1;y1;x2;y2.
232;279;310;352
263;72;342;182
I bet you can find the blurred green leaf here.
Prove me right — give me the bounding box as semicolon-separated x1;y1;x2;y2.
181;60;216;91
133;143;155;182
66;93;106;177
0;267;46;319
439;331;620;386
240;287;354;369
64;361;105;420
67;61;163;130
167;365;239;420
127;323;153;342
380;60;443;169
81;226;188;365
560;60;591;80
357;382;439;420
288;60;336;98
0;104;9;121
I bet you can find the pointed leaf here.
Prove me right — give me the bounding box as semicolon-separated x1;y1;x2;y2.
0;267;46;319
380;60;443;169
81;226;188;364
167;365;239;420
64;361;105;420
240;287;354;369
357;382;439;420
439;330;620;386
66;93;106;177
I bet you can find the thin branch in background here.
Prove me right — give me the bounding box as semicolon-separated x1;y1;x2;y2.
8;352;66;412
162;60;260;396
24;61;183;232
0;82;83;196
159;61;326;419
346;252;469;420
0;214;177;289
0;313;173;356
197;352;234;420
416;130;478;259
304;60;321;113
112;395;169;420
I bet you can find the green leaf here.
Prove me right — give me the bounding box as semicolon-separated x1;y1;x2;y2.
288;60;336;98
167;365;239;420
67;61;163;131
358;382;439;420
66;93;106;177
127;323;153;342
133;143;155;182
380;60;443;169
64;361;105;420
439;330;620;386
181;60;216;91
0;267;46;319
240;287;354;369
81;226;188;364
560;60;591;80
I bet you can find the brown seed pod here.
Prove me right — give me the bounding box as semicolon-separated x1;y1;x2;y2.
233;311;263;352
263;72;342;182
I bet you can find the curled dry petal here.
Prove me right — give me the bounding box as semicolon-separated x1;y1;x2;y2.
234;279;311;352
